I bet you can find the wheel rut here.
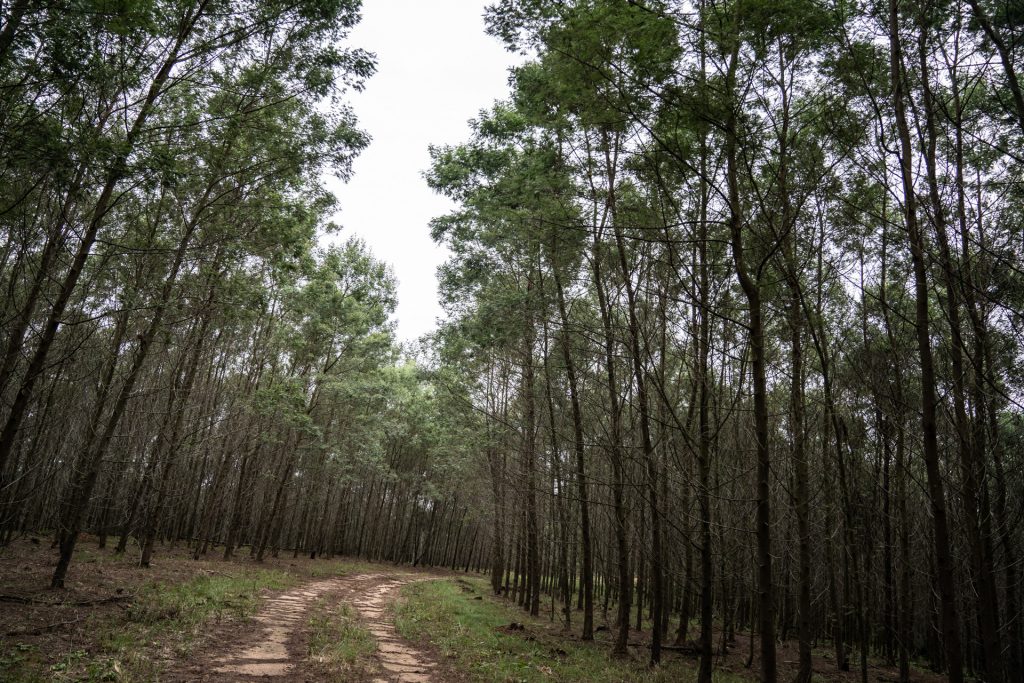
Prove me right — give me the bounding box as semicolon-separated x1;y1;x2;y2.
173;571;437;682
348;574;437;682
211;577;345;678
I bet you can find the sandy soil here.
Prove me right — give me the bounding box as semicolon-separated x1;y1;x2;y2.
167;572;438;682
349;574;437;683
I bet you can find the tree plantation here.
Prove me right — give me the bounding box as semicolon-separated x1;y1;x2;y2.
0;1;1022;683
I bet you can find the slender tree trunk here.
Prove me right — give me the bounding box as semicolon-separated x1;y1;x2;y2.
140;297;214;567
610;182;663;665
965;0;1024;133
0;4;207;478
521;276;540;617
888;4;965;679
51;199;201;587
918;18;1003;679
542;326;571;629
587;142;631;655
552;249;594;640
771;41;813;683
487;444;505;594
0;0;30;68
724;40;776;682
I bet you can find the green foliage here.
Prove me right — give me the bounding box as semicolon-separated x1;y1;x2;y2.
87;569;295;680
120;569;296;638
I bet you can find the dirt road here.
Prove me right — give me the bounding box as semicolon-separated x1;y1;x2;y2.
170;572;437;682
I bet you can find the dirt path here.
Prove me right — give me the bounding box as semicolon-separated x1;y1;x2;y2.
349;574;437;683
175;572;436;682
211;577;345;678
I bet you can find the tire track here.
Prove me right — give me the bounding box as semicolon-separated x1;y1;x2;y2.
347;574;436;682
172;571;438;681
211;577;344;678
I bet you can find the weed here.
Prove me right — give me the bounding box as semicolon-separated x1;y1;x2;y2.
393;578;707;682
0;643;45;683
0;567;300;682
307;597;376;680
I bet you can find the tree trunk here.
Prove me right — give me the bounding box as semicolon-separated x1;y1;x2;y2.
724;39;776;682
0;5;205;478
552;250;594;640
888;4;965;679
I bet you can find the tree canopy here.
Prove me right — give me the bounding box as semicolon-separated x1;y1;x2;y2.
1;2;1022;682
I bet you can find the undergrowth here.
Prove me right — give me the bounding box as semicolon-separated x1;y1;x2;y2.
392;577;752;682
1;567;298;682
102;568;297;681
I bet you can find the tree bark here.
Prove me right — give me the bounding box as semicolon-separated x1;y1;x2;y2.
552;254;594;640
724;38;776;682
888;3;965;679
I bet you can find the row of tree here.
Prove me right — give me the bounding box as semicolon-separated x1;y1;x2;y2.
427;1;1023;682
3;2;1023;682
0;0;496;593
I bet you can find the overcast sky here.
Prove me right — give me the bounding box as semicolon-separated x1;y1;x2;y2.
324;0;522;343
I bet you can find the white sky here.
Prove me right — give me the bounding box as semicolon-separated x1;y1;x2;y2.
324;0;522;343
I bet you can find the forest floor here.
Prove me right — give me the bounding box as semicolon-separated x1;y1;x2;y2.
0;537;440;682
0;537;948;682
391;579;950;683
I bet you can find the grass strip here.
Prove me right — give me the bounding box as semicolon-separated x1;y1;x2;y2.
307;598;376;681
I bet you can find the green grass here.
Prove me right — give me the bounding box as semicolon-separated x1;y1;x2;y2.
304;557;382;578
392;578;750;683
100;568;298;680
131;568;295;628
0;549;383;683
0;643;47;683
307;598;377;680
1;567;300;683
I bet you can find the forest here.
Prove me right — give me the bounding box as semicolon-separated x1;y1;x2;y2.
0;1;1022;682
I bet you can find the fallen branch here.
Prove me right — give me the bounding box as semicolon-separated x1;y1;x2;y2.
5;616;82;637
0;593;133;607
627;642;702;655
0;594;33;604
66;594;134;606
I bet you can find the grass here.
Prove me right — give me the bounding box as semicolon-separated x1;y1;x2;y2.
0;643;46;683
0;538;386;683
307;598;377;680
1;567;298;683
392;577;750;683
128;568;296;629
304;557;382;578
98;567;299;681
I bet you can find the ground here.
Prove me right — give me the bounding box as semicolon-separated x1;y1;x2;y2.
0;538;948;682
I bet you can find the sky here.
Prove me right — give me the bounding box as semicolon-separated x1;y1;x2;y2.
324;0;522;343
